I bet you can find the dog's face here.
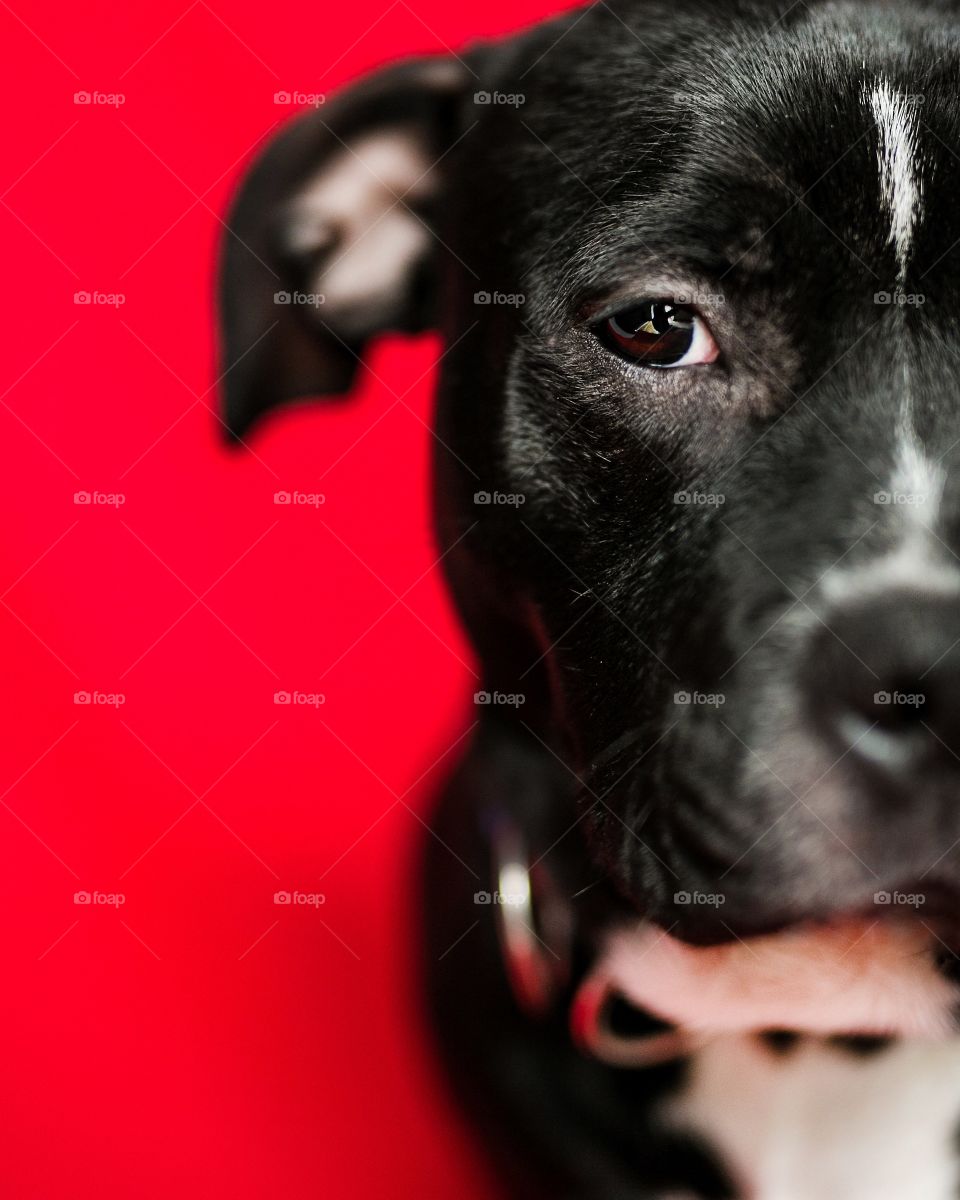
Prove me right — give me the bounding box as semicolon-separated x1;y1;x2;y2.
221;0;960;952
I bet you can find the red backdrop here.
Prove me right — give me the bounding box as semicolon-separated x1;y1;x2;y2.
0;1;579;1195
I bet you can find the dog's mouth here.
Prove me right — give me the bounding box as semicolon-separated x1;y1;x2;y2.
578;899;960;1056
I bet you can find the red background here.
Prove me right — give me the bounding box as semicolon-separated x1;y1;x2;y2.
0;1;578;1195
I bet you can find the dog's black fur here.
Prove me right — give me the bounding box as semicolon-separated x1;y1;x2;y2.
220;2;960;1193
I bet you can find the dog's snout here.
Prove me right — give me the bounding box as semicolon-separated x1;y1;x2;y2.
806;588;960;776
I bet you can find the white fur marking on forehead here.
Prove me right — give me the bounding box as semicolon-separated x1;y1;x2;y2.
891;434;945;529
867;80;922;281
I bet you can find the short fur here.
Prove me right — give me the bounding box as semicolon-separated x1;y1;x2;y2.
219;2;960;1194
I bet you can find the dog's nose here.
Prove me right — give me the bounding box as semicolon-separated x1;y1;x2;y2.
807;587;960;775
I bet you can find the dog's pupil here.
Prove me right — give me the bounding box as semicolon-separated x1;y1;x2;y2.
602;300;697;364
650;302;678;335
615;301;692;338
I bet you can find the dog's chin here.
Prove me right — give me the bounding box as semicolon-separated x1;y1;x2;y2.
592;912;960;1042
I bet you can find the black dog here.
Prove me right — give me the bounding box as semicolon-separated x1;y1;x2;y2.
219;1;960;1194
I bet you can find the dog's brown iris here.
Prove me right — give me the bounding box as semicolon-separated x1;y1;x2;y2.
601;301;696;365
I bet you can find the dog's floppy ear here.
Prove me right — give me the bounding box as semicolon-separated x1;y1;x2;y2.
218;56;471;440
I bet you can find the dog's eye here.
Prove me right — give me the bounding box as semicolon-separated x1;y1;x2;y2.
597;301;718;368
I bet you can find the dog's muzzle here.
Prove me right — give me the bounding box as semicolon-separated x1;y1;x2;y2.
489;812;960;1059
